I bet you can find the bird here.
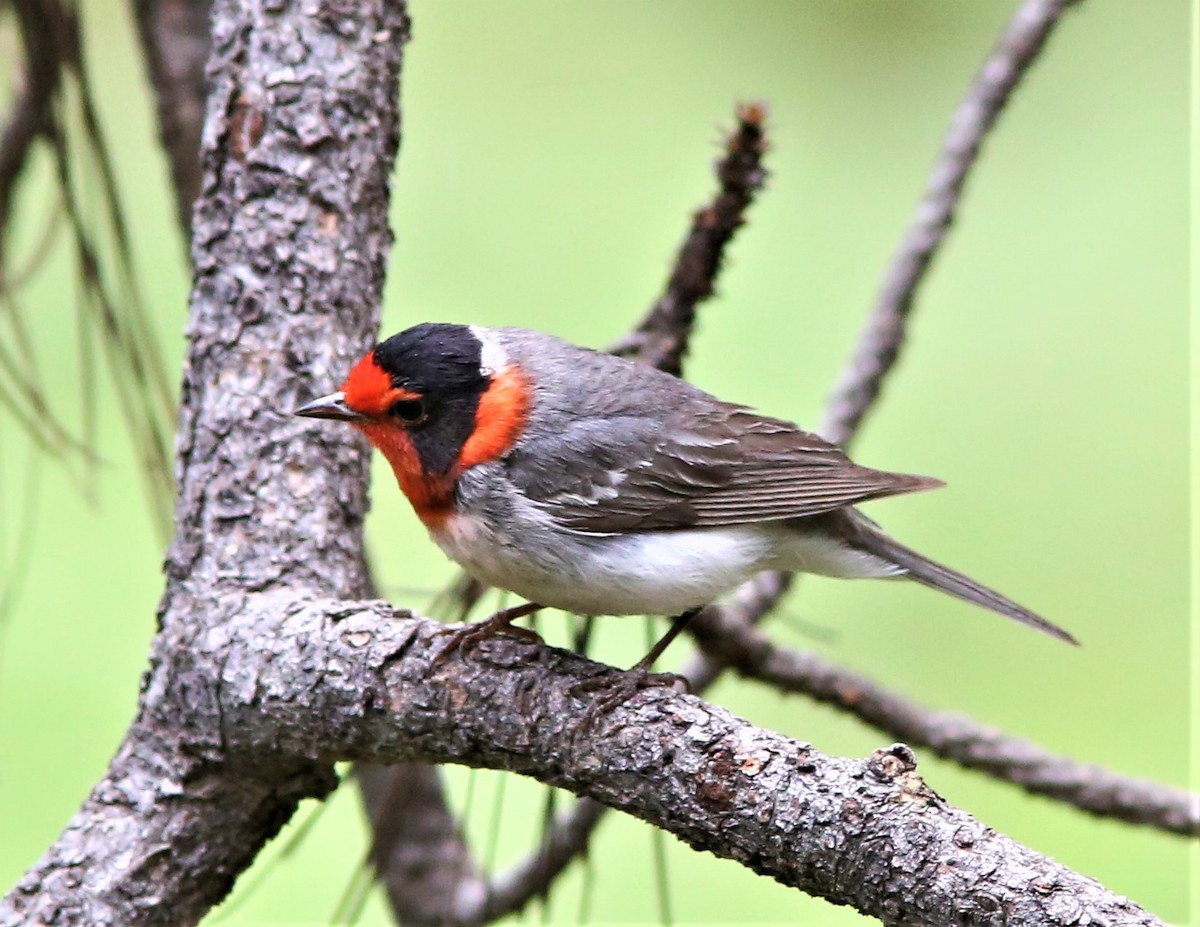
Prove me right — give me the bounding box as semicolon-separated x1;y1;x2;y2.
296;322;1076;696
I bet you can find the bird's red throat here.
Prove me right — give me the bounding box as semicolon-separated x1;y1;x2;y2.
348;358;531;531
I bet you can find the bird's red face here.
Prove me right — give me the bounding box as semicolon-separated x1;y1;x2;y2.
296;323;530;528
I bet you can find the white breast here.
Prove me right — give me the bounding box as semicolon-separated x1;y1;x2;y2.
431;512;771;615
429;508;895;617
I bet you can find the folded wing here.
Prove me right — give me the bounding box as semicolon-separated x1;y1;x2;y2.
507;403;941;534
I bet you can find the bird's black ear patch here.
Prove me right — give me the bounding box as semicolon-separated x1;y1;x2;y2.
373;323;490;476
374;323;486;394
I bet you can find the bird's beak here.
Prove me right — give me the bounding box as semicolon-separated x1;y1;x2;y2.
294;391;368;422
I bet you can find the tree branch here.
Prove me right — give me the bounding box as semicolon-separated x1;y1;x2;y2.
131;0;213;241
0;0;410;922
820;0;1078;447
608;101;768;374
688;604;1200;837
355;763;485;924
200;599;1171;927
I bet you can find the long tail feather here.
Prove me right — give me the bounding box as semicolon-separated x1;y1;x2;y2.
839;512;1078;645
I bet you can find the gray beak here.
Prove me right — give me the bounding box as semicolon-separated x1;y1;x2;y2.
294;391;368;422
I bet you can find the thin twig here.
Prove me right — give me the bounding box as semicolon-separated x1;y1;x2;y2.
1;0;176;530
0;67;51;268
820;0;1078;447
131;0;212;241
688;603;1199;837
608;101;768;375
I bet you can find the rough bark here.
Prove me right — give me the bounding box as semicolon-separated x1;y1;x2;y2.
98;598;1181;927
690;605;1199;836
0;0;409;923
127;2;473;918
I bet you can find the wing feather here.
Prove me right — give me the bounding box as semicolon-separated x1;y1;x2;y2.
497;334;941;535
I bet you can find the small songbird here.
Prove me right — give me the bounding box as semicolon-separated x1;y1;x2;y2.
297;323;1075;683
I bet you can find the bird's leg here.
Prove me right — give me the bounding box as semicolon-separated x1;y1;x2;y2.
573;607;701;720
432;600;545;668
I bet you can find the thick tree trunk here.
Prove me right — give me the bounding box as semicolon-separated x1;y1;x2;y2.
0;1;409;923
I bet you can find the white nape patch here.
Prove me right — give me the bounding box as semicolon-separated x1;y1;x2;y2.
469;325;508;377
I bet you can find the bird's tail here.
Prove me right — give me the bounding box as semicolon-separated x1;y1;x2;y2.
835;511;1079;645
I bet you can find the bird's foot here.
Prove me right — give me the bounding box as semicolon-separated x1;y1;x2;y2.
571;664;690;726
431;601;544;669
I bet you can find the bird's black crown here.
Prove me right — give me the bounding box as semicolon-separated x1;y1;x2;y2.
373;323;485;394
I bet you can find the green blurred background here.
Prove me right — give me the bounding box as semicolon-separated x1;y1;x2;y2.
0;1;1192;924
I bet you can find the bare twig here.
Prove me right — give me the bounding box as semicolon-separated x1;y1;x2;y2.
688;604;1200;837
470;796;607;924
0;31;55;265
132;0;212;241
0;0;176;528
355;763;486;924
820;0;1078;447
609;101;768;375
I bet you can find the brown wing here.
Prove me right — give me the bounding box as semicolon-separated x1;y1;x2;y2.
507;403;942;535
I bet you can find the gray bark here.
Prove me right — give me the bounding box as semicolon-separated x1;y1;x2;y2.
1;0;408;923
129;1;473;918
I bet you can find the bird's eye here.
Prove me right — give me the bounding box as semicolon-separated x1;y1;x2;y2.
389;398;427;425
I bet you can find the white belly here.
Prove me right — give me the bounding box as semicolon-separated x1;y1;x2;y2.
429;512;894;617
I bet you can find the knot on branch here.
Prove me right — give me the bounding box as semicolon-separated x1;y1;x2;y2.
868;742;919;780
864;743;940;807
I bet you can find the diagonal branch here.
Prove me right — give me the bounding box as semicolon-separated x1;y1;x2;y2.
210;599;1171;927
608;101;768;374
355;763;485;924
820;0;1078;447
688;604;1200;837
